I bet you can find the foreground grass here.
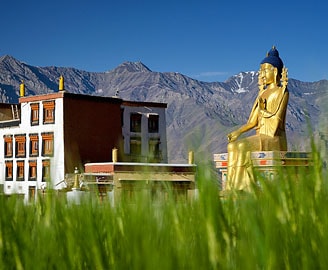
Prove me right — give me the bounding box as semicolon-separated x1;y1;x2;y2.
0;157;328;269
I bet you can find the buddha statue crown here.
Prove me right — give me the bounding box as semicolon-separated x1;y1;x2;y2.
260;46;284;75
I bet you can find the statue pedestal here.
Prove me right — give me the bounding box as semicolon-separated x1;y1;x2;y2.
213;151;312;190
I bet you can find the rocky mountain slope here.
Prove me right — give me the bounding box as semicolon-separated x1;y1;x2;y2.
1;55;327;163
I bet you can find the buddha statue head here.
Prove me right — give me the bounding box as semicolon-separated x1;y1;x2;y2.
260;46;284;77
258;46;286;88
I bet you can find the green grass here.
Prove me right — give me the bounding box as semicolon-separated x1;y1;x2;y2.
0;151;328;269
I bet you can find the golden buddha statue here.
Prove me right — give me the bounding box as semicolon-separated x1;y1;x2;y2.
226;46;289;191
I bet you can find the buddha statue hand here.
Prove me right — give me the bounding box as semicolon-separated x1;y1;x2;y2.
227;130;241;142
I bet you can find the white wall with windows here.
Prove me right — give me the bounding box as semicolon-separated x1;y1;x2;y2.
0;94;170;200
0;96;65;201
121;105;168;163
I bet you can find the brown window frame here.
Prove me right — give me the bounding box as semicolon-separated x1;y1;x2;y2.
30;103;39;125
29;160;37;181
41;133;54;157
15;135;26;158
29;134;39;157
42;160;50;182
16;160;25;181
29;186;36;202
5;161;13;181
43;101;55;124
4;135;13;158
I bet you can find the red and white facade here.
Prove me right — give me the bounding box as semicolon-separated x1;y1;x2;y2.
0;90;168;201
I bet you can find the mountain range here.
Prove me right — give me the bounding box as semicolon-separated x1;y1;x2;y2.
1;55;327;163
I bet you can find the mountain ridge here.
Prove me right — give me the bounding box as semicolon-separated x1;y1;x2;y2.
1;55;327;163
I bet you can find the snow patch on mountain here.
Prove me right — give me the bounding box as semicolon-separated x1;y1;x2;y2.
0;55;326;162
226;71;257;93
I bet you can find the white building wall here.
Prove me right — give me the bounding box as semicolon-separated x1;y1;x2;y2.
0;97;65;200
122;105;168;162
0;95;169;200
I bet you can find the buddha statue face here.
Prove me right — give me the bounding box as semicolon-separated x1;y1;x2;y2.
260;63;277;86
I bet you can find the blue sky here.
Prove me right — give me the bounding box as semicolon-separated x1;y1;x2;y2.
2;0;328;82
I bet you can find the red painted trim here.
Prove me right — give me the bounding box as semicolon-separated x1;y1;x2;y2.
85;163;196;173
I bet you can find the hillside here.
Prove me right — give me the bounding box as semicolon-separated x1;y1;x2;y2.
1;55;327;163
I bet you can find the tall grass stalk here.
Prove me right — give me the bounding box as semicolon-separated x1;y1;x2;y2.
0;149;327;269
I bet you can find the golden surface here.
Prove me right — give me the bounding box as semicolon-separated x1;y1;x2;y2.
226;51;289;191
59;75;64;91
19;80;25;97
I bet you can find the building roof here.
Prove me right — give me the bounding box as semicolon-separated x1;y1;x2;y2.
122;100;167;108
18;91;167;108
19;91;123;104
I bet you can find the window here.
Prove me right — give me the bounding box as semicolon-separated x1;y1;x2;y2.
4;135;13;158
130;113;142;132
149;138;161;162
42;133;54;156
29;134;39;157
16;161;25;181
15;135;26;158
148;114;159;133
130;136;141;156
30;103;39;125
43;101;55;124
29;186;36;202
5;161;13;181
29;160;37;181
42;160;50;182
